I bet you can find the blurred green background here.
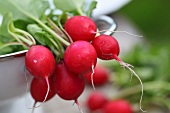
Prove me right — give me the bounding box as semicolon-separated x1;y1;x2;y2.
105;1;170;112
118;0;170;46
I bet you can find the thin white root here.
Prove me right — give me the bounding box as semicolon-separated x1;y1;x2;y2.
130;72;133;82
95;30;143;38
120;62;134;81
31;101;36;113
119;61;147;112
91;64;96;90
75;100;84;113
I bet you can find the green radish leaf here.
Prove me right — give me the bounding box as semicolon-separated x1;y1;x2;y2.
0;0;49;22
13;19;30;31
86;0;97;17
53;0;85;15
27;24;51;45
27;24;59;56
0;13;13;38
53;0;84;11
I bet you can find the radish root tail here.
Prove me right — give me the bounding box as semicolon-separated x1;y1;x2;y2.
95;30;143;38
118;60;147;112
120;62;134;81
91;64;96;90
75;100;84;113
31;101;37;113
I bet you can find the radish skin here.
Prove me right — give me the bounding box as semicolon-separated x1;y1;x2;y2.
53;61;85;101
84;66;109;86
87;91;108;111
64;16;97;42
64;41;97;74
103;100;133;113
30;77;55;113
25;45;56;78
30;77;55;102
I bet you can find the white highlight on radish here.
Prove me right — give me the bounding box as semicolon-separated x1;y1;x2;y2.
33;60;37;63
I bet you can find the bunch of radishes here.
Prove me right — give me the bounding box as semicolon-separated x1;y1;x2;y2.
86;91;133;113
0;0;145;112
24;15;143;112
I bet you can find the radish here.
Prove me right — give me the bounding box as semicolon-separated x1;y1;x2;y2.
92;34;119;60
25;45;56;109
87;91;108;111
25;45;56;79
64;16;97;42
30;77;55;103
53;61;85;101
102;99;133;113
64;41;97;74
30;77;55;113
53;61;85;113
92;34;145;111
84;65;109;86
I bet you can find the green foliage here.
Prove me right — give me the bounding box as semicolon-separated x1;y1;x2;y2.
118;0;170;44
0;13;12;37
107;45;170;111
53;0;84;13
0;0;97;55
0;0;49;21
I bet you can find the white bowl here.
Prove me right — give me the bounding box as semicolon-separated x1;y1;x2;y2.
0;50;30;101
92;0;131;18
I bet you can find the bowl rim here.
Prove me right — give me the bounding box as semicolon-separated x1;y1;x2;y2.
0;50;27;62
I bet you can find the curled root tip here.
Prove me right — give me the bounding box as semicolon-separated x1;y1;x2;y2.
140;108;147;112
118;61;146;112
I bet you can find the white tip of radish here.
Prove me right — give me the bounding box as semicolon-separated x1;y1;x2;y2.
31;101;36;113
118;61;147;112
74;100;84;113
91;64;96;90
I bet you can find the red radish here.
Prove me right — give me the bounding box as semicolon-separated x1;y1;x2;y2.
92;34;119;60
87;91;108;111
64;41;97;74
84;65;109;86
53;61;85;101
64;16;97;42
25;45;56;79
30;77;56;113
92;34;145;112
102;100;133;113
30;77;55;103
25;45;56;109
